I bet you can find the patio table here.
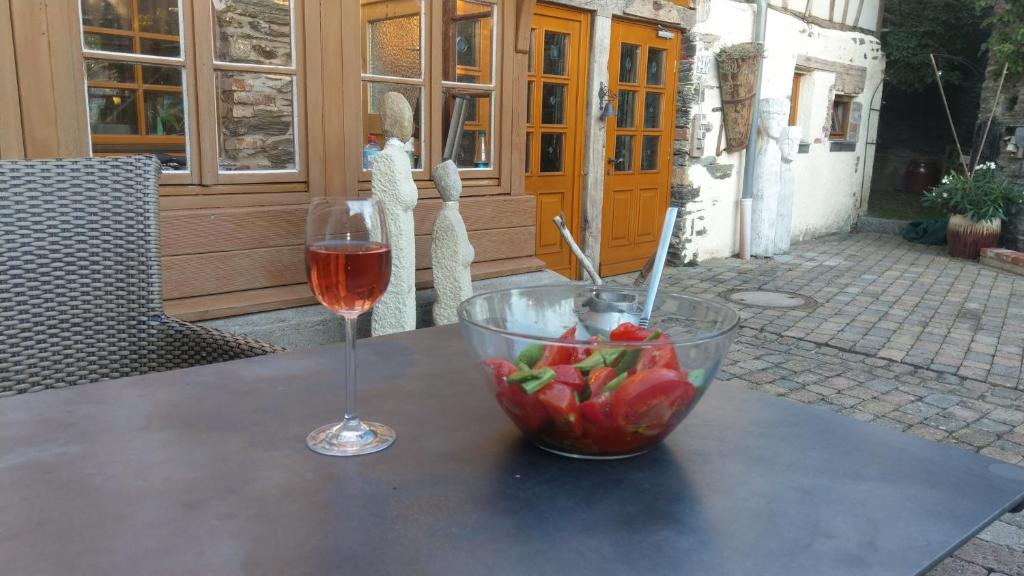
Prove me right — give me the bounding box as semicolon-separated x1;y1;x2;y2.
1;324;1022;576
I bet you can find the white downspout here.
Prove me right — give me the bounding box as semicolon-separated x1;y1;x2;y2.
739;0;768;260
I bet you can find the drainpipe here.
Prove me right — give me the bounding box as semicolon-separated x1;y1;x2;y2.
739;0;768;260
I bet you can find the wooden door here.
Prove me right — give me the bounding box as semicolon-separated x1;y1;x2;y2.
600;19;679;277
524;3;590;279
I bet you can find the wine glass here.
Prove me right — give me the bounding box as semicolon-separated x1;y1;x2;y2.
305;197;395;456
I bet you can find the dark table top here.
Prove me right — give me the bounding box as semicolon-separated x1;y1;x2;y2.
1;324;1022;576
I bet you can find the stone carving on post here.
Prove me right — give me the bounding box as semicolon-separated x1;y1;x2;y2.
371;92;418;336
750;98;788;257
430;160;475;325
772;126;801;255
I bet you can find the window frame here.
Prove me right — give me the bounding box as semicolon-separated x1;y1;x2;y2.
193;0;306;185
78;0;307;186
359;0;428;175
829;93;853;141
788;71;805;127
80;0;197;185
348;0;503;186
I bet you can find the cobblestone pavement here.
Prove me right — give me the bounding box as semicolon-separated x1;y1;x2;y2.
658;233;1024;388
613;233;1024;575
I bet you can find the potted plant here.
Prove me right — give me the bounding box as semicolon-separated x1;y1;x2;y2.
922;162;1024;259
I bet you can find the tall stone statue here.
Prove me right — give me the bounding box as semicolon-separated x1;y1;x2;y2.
772;126;801;255
371;92;418;336
430;160;474;325
750;98;788;257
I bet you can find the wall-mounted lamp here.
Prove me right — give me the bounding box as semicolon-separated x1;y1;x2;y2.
598;82;616;121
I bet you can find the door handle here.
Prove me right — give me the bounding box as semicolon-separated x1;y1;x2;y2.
606;157;616;164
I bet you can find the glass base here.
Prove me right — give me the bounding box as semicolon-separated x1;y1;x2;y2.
535;443;649;460
306;419;395;457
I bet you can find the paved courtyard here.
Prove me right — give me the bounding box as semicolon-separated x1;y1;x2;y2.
617;233;1024;575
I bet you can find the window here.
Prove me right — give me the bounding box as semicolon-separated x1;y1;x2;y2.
81;0;187;170
830;94;852;141
358;0;499;176
79;0;302;182
788;72;804;127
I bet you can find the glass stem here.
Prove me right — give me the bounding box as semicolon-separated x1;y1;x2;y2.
342;314;359;426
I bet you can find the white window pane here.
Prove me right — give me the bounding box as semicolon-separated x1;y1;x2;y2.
363;0;423;79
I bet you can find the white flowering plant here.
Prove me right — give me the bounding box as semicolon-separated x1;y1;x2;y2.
922;163;1024;222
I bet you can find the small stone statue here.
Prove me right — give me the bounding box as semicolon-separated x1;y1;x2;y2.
430;160;474;325
750;98;788;257
371;92;418;336
772;126;801;255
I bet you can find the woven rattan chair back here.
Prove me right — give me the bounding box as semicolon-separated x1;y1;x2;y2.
1;156;280;393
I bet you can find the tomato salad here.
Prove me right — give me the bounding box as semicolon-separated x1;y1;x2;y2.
482;322;706;456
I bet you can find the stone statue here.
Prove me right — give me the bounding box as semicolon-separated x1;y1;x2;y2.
430;160;474;325
371;92;418;336
772;126;801;255
750;98;788;257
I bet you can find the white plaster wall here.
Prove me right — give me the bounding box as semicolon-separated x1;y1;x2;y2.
687;0;885;259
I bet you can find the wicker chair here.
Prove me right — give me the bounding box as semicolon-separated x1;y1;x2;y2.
0;156;283;396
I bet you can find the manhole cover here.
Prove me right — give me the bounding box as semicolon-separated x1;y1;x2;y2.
721;289;818;310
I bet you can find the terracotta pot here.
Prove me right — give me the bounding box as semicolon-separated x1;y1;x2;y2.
947;214;1001;259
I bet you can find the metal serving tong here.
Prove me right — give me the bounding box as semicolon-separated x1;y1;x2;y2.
553;207;679;334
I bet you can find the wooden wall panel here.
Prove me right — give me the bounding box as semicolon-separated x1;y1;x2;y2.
0;0;23;159
160;195;535;256
9;0;59;157
159;192;312;210
165;254;547;322
162;245;306;300
414;227;535;267
161;206;308;256
162;226;535;299
8;0;88;158
414;195;534;232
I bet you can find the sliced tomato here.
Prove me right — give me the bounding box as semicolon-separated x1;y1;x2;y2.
537;382;583;437
535;326;578;368
580;392;614;428
552;364;586;393
482;358;519;391
570;336;601;365
635;338;682;372
497;381;548;433
586;367;618;397
609;322;654;342
611;368;696;435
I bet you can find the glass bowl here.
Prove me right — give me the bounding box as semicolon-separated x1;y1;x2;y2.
458;284;739;459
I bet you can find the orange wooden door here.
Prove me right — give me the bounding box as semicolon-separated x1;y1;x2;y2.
600;19;679;277
524;3;590;279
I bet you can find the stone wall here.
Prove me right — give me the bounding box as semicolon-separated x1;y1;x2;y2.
214;0;296;171
668;32;704;266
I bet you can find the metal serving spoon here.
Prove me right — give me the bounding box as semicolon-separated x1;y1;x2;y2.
553;207;678;335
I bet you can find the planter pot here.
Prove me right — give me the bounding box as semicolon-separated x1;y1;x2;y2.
947;214;1001;259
